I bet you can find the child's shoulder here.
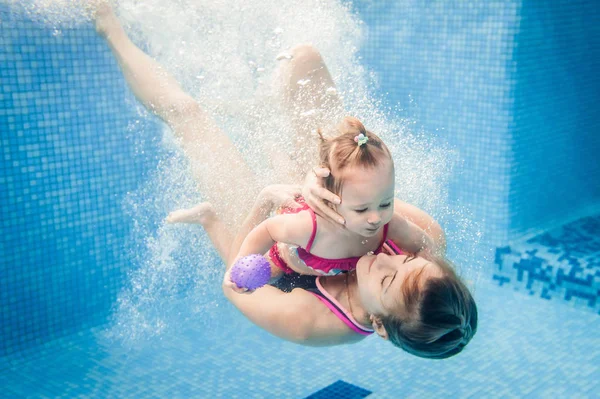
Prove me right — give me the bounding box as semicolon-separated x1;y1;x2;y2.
270;207;315;246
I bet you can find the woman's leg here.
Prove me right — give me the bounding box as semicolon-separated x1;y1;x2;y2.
166;203;233;262
275;44;344;182
95;5;258;226
167;187;279;266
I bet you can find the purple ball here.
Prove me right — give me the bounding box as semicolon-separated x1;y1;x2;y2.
230;254;271;290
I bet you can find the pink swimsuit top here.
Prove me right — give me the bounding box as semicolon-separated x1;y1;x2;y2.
296;207;390;275
269;199;390;276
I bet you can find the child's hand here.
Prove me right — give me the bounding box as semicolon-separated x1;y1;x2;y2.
222;267;254;294
302;167;345;225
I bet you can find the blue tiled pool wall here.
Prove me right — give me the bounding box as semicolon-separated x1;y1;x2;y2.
2;0;600;360
0;5;162;357
509;1;600;235
353;0;600;244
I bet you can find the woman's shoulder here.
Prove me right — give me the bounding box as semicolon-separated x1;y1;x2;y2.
392;198;440;231
390;199;446;252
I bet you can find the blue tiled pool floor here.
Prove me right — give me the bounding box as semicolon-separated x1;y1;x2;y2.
1;278;598;398
494;215;600;314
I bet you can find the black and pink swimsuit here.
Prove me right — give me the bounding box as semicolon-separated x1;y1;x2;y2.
272;238;404;336
273;273;374;336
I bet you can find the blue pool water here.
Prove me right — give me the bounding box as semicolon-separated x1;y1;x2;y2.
1;1;599;397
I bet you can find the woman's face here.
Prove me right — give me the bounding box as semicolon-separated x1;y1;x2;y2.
355;252;439;317
335;160;395;238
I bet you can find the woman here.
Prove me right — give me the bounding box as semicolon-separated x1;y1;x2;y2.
185;184;477;358
95;4;476;358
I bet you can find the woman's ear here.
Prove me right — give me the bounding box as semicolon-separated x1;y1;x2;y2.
369;315;388;340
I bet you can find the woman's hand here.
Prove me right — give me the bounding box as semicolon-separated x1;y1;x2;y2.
302;167;345;225
259;184;304;211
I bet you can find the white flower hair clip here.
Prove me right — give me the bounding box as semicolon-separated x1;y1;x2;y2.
354;133;368;147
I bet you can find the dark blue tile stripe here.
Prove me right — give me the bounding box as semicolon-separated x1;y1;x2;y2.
494;215;600;314
305;380;372;399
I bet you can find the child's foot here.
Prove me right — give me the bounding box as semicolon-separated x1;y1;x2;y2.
166;202;216;225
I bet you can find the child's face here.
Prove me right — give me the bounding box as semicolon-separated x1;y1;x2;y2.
336;159;395;237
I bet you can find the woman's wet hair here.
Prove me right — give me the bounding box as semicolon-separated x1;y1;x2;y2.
317;116;393;198
380;256;478;359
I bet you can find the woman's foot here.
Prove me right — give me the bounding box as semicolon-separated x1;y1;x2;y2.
92;1;120;38
166;202;217;225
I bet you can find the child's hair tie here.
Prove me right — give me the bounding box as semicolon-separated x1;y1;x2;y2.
354;133;368;147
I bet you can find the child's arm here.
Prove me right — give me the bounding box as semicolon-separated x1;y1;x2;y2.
226;184;303;265
231;211;313;267
224;212;312;292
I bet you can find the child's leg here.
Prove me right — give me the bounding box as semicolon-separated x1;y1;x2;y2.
95;4;258;226
276;44;344;182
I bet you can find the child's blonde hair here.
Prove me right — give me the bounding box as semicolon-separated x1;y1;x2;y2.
318;116;393;197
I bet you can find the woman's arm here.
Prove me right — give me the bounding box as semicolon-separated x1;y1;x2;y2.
301;167;447;254
222;283;319;343
387;215;435;255
222;279;358;346
301;167;345;225
389;199;447;255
